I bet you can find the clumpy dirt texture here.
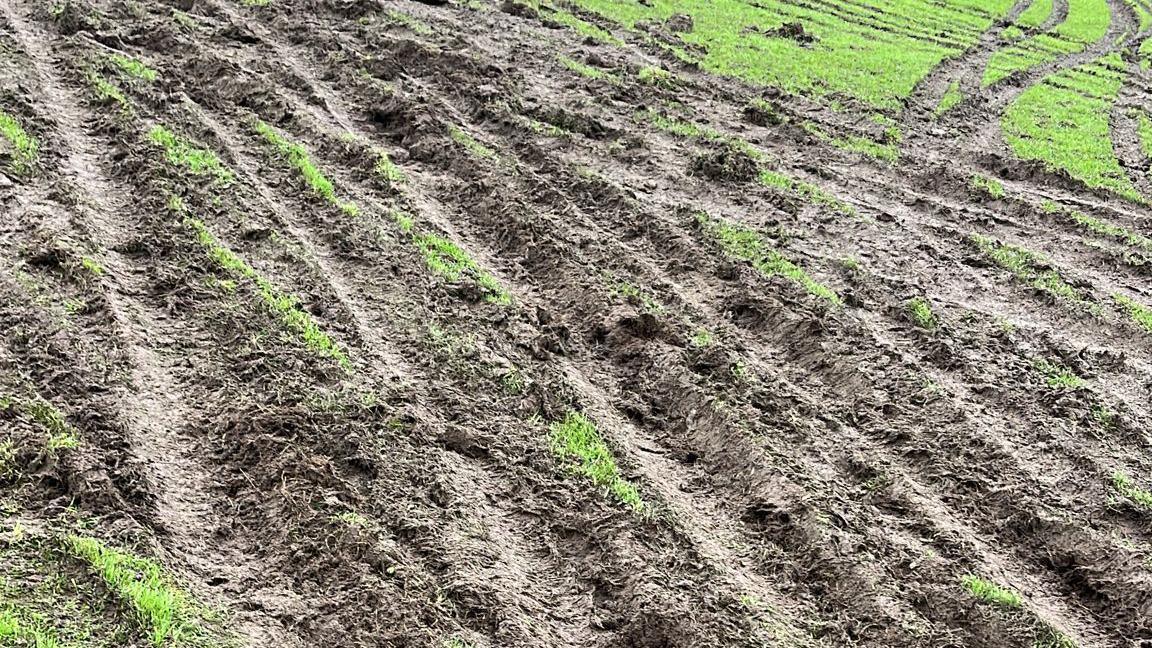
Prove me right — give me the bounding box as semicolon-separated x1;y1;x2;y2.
2;0;1152;647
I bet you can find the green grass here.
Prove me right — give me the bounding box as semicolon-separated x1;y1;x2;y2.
81;256;105;277
983;0;1111;86
551;9;623;45
109;54;158;82
697;211;840;304
254;120;359;216
804;122;899;162
5;396;82;452
87;72;130;111
391;212;510;305
183;214;351;370
610;278;663;313
961;575;1022;608
148;126;233;186
1016;0;1055;28
758;170;854;216
448;126;498;160
1115;294;1152;333
1002;54;1142;203
1032;358;1084;389
66;536;194;646
906;297;937;329
558;56;619;83
690;327;714;348
1138;111;1152;160
374;150;405;184
572;0;1016;109
549;411;644;512
0;110;38;175
0;605;64;648
969;174;1006;199
637;65;677;88
1112;471;1152;509
639;109;763;160
936;80;963;115
386;10;433;35
969;234;1083;303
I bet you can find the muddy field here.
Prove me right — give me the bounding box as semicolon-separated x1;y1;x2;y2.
2;0;1152;646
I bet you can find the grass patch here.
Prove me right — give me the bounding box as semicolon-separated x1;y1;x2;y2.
254;120;359;216
0;605;65;648
183;213;351;369
1032;358;1084;389
148;126;233;186
1112;471;1152;509
109;54;157;82
448;126;497;160
87;72;130;112
390;212;510;305
1115;294;1152;333
558;56;619;83
550;411;644;512
804;122;898;162
696;211;840;304
758;169;853;215
961;575;1021;608
610;277;663;313
0;110;38;175
551;9;623;45
906;297;937;329
1002;54;1142;203
969;234;1083;303
66;535;204;647
969;174;1006;199
690;327;714;348
637;65;677;88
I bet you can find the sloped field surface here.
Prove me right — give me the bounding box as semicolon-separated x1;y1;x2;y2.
2;0;1152;647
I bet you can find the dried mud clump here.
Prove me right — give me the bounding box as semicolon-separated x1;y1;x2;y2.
690;142;759;182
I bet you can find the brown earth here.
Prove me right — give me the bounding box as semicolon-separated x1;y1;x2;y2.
1;0;1151;646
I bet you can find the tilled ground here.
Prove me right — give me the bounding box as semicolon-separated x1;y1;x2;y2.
1;0;1151;647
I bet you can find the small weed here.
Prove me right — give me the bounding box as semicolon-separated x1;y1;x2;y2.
0;441;14;479
611;278;662;314
969;174;1006;199
961;575;1021;608
386;10;432;35
81;256;104;277
109;53;157;82
1032;358;1083;390
839;257;860;272
1091;404;1115;428
697;211;840;305
333;511;371;528
1115;294;1152;333
906;297;936;329
241;0;270;6
526;119;568;138
1112;471;1152;509
254;120;358;215
550;411;644;512
499;369;524;395
0;110;38;175
690;327;714;348
448;126;497;160
148;125;233;186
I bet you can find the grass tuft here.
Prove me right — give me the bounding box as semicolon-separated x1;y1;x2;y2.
906;297;936;329
254;120;359;215
1032;358;1083;390
1112;471;1152;509
550;411;644;512
1114;294;1152;333
969;234;1083;303
758;169;854;215
448;126;498;160
109;53;158;82
0;110;38;175
935;81;963;116
961;575;1021;608
148;126;233;185
969;174;1006;199
697;211;840;304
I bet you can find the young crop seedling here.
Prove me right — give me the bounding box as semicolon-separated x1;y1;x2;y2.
109;53;158;82
374;150;405;184
148;126;233;186
969;174;1006;199
637;65;677;88
87;72;130;112
254;120;359;216
558;56;619;84
551;9;623;45
935;81;963;116
610;277;663;314
961;575;1021;608
906;297;937;329
183;214;351;370
1112;471;1152;510
758;169;854;216
969;234;1084;303
447;126;498;161
696;211;840;305
550;411;644;512
390;211;511;305
1114;294;1152;333
0;110;38;175
1032;358;1084;390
